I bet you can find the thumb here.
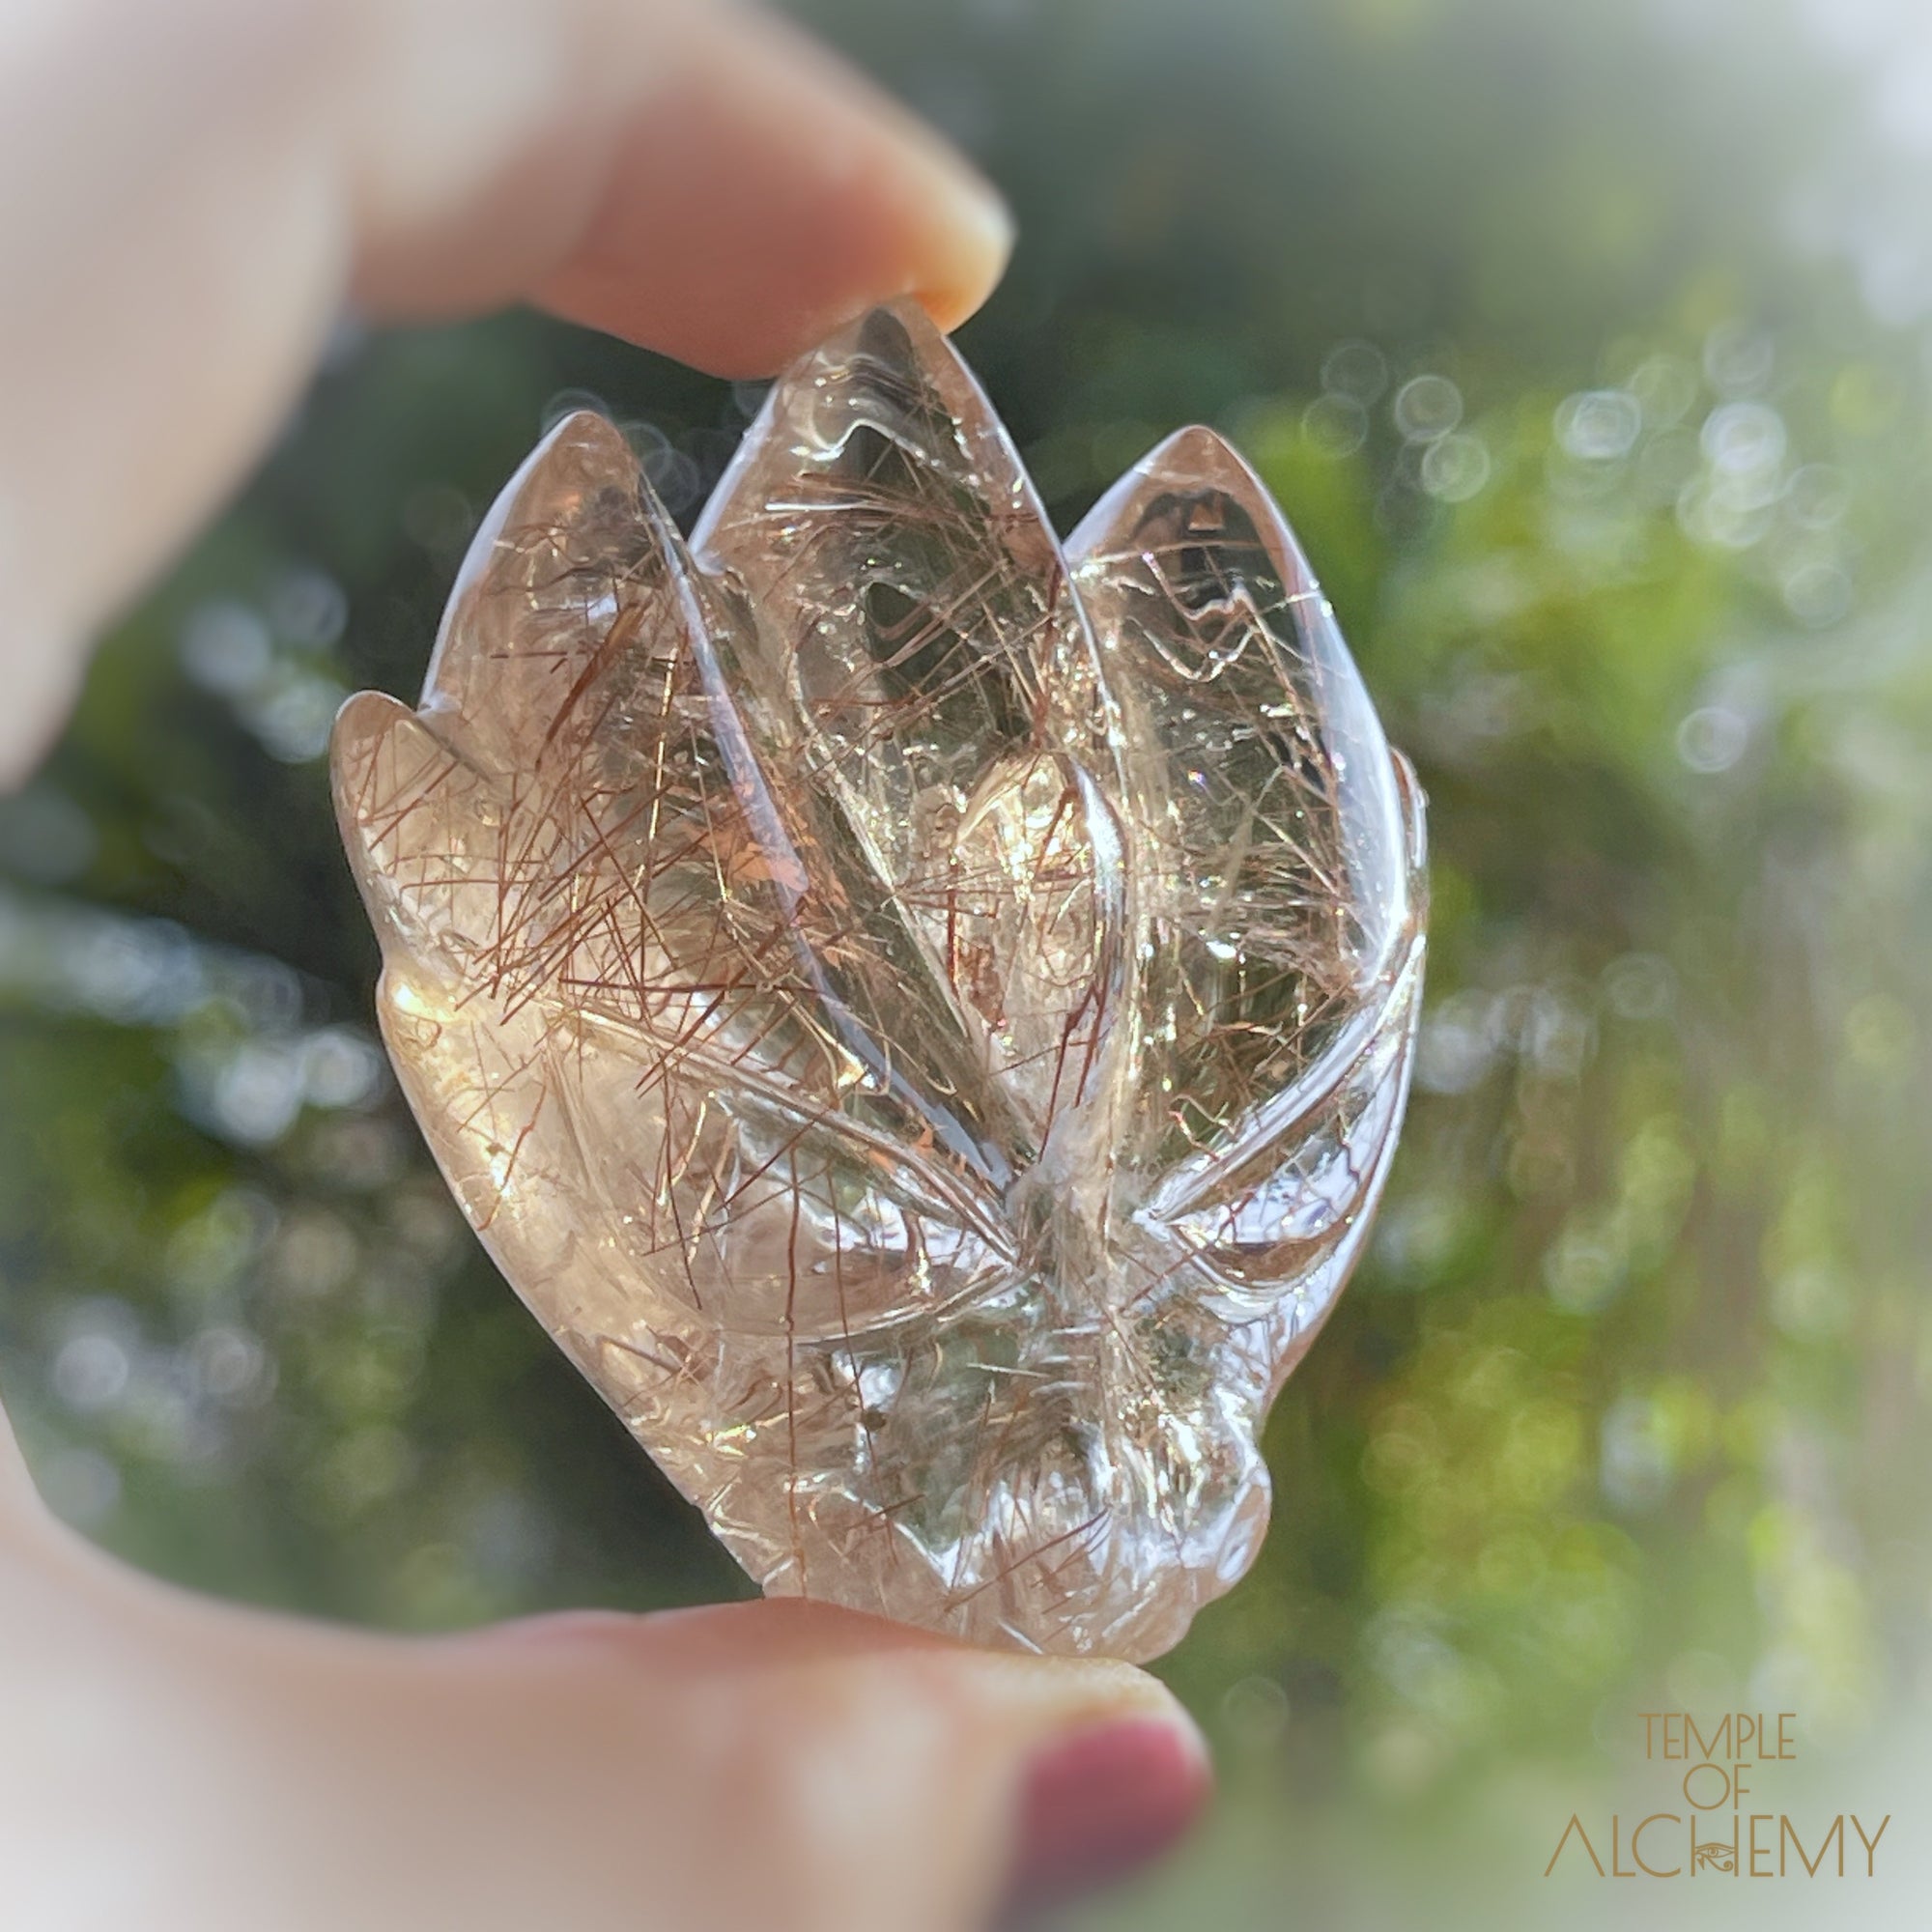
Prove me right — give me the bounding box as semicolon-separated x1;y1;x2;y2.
460;1599;1212;1931
0;1518;1208;1932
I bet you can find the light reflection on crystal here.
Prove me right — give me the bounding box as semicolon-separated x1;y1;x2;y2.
331;301;1427;1661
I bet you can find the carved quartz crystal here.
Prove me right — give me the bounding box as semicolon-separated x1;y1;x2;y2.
331;302;1426;1661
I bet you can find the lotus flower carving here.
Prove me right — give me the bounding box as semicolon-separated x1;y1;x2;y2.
332;301;1425;1661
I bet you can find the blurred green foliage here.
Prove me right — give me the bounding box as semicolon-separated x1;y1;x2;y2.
3;0;1929;1921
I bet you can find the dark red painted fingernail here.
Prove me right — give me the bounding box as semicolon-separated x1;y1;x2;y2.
1002;1717;1211;1921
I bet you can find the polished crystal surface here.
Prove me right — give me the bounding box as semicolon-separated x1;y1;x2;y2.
331;302;1426;1661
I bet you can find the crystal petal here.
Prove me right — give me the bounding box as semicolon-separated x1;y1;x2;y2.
1067;426;1425;1296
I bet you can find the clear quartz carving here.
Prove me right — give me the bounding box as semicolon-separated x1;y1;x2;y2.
331;302;1426;1662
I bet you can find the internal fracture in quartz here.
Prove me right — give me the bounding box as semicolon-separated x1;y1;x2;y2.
331;302;1427;1662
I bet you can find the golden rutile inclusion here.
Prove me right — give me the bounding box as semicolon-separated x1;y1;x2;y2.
331;303;1426;1662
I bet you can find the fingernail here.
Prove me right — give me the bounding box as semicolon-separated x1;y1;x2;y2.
1002;1716;1210;1920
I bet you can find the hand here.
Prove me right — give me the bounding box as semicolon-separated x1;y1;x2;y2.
0;4;1209;1928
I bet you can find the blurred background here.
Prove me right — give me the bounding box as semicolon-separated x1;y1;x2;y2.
3;0;1929;1922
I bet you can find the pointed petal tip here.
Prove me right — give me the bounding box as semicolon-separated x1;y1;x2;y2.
873;292;954;336
328;689;436;886
329;687;437;823
422;402;690;747
469;410;644;541
328;687;416;773
433;408;640;634
542;406;642;465
786;296;977;395
490;408;641;526
696;291;1031;564
867;292;1004;374
1114;424;1279;509
1073;423;1321;597
696;298;958;551
864;292;954;343
1142;421;1245;470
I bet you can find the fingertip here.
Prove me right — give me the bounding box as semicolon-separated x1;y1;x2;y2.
923;1650;1209;1918
874;112;1013;338
906;168;1013;336
463;1599;1208;1920
526;4;1013;377
1002;1713;1212;1920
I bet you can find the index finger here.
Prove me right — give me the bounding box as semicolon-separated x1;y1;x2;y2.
0;0;1010;783
358;0;1014;379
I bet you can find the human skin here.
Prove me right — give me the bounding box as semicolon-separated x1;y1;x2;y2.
0;4;1210;1928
